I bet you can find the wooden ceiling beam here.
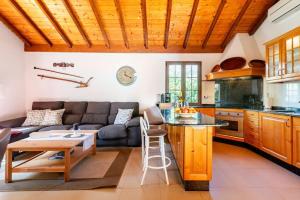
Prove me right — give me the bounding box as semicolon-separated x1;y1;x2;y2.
164;0;172;49
221;0;252;48
88;0;110;48
141;0;148;49
9;0;52;47
0;12;32;46
202;0;226;48
25;44;224;53
62;0;91;47
249;0;279;36
183;0;199;49
114;0;129;49
35;0;72;48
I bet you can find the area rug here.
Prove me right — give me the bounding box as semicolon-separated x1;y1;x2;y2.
0;148;132;191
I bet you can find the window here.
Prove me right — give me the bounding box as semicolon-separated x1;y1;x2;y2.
166;61;201;104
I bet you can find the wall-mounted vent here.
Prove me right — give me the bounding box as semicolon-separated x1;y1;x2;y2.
268;0;300;23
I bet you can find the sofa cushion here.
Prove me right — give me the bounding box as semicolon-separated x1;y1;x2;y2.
108;102;139;124
22;110;48;126
126;117;140;127
78;124;103;130
63;114;83;125
63;102;87;125
38;125;72;132
40;109;65;126
32;101;64;110
81;101;110;125
114;109;133;125
98;124;127;140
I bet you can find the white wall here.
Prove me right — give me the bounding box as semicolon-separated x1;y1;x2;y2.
253;5;300;108
0;23;26;121
24;53;222;111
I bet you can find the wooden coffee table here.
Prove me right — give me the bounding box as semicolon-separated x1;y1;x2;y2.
5;130;97;183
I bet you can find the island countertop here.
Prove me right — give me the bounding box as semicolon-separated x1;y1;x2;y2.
161;109;228;127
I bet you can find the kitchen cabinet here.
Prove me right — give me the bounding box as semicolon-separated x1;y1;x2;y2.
265;27;300;83
194;108;215;117
244;110;260;148
292;117;300;168
259;113;292;164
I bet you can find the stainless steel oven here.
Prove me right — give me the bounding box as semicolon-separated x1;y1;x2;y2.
215;110;244;139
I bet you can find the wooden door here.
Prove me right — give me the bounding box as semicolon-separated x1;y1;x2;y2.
244;110;260;148
292;118;300;168
184;126;212;180
259;113;292;164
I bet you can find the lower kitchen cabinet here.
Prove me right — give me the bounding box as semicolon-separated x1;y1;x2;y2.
194;108;215;117
244;110;260;148
259;113;292;164
292;117;300;168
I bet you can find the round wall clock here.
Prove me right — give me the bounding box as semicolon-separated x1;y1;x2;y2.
116;66;137;86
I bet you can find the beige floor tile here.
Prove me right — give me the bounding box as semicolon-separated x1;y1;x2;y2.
278;188;300;200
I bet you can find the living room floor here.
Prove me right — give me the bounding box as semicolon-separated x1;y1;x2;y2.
1;142;300;200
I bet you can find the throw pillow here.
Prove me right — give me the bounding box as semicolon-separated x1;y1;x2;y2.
22;110;48;126
40;109;65;126
114;109;133;125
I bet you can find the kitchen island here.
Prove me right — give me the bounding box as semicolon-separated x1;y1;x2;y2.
162;109;227;191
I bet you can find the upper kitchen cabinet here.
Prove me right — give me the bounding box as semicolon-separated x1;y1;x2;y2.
265;27;300;83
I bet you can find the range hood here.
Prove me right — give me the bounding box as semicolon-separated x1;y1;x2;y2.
206;67;265;80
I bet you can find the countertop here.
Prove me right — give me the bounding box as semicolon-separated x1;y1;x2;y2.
191;104;300;117
161;109;228;127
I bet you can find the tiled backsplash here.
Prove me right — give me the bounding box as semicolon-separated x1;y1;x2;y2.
266;81;300;108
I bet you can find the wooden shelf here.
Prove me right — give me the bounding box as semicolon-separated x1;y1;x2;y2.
206;67;265;80
13;147;91;173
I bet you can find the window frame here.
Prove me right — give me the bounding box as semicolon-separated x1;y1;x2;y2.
165;61;202;105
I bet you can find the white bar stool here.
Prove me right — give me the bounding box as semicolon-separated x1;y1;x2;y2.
140;116;171;185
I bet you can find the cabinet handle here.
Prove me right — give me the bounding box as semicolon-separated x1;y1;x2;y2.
286;120;291;127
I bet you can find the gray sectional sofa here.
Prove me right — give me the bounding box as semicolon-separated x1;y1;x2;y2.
0;101;141;147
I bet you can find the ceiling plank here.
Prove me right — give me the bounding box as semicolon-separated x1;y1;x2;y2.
88;0;110;48
0;12;32;46
202;0;226;48
25;44;224;53
35;0;72;48
249;0;279;36
62;0;91;47
141;0;148;49
164;0;172;49
221;0;252;48
9;0;52;47
183;0;199;49
114;0;129;49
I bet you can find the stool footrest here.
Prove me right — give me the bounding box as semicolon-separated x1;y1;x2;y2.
147;155;171;169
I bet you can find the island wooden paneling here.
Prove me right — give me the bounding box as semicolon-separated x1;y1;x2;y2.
0;0;277;52
167;125;213;187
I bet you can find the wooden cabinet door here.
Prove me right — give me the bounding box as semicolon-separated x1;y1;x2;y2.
292;118;300;168
244;110;260;148
259;113;292;164
184;126;213;181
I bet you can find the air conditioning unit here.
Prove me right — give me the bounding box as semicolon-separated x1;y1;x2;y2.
268;0;300;23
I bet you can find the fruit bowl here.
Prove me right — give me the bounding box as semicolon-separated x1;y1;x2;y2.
177;112;196;118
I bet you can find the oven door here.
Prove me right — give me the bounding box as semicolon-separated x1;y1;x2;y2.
216;115;244;138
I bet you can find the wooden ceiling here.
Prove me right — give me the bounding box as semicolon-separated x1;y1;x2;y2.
0;0;277;53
